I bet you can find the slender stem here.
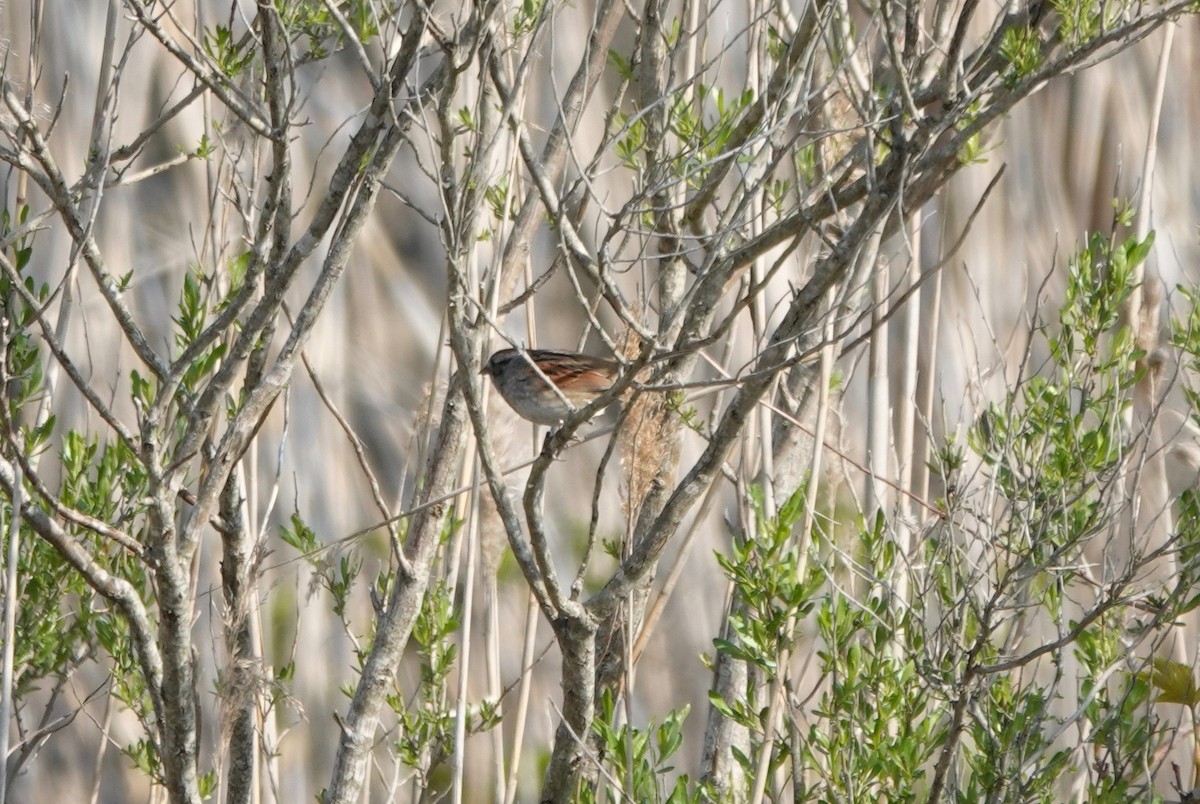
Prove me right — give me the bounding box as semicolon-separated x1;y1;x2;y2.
0;463;21;804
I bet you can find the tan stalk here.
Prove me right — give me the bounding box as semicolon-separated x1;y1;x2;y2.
0;465;19;804
866;258;892;513
502;594;541;804
742;10;778;795
914;261;943;520
895;212;922;602
2;1;64;798
1131;19;1187;781
451;469;481;804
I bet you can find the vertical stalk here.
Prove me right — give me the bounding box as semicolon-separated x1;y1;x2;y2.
866;259;891;514
894;212;922;602
451;468;481;804
0;464;20;804
502;594;540;804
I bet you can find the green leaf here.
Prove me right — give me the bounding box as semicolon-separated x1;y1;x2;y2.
707;689;736;719
1141;658;1200;706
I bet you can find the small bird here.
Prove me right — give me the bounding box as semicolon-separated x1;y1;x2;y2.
481;348;619;426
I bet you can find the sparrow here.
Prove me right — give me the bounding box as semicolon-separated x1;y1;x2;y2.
481;348;619;426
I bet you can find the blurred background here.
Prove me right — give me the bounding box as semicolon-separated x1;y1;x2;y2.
1;0;1198;800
